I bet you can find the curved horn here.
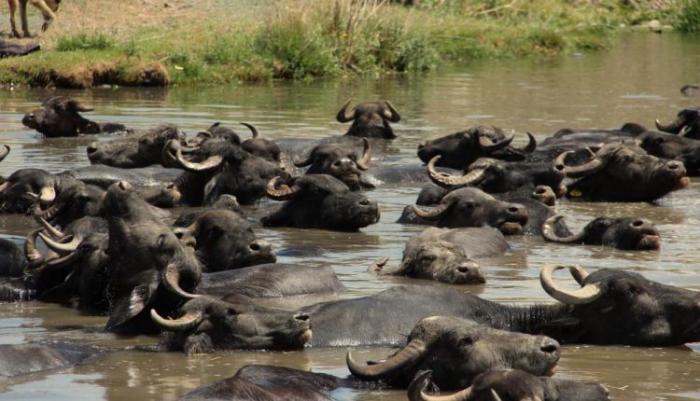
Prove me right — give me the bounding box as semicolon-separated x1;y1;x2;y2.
655;114;686;134
427;156;487;188
32;204;64;239
569;265;589;286
347;338;426;380
175;148;223;172
478;133;514;151
293;153;314;168
37;203;60;222
555;150;606;178
266;176;301;201
40;187;56;203
163;264;201;299
411;201;454;221
336;99;356;123
522;132;537;153
407;370;473;401
0;181;9;194
490;389;504;401
239;122;259;138
39;232;81;254
356;138;372;170
46;249;84;268
541;215;587;244
382;101;402;123
25;229;44;264
540;265;603;305
0;144;10;162
150;309;203;331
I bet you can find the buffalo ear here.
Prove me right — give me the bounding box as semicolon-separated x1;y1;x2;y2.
105;275;158;332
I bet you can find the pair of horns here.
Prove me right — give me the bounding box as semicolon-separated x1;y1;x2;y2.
337;99;402;123
294;138;372;170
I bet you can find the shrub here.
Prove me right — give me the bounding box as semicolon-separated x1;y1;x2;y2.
673;0;700;32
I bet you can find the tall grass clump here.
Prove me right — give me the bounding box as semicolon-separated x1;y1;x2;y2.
56;33;115;51
255;7;337;80
673;0;700;32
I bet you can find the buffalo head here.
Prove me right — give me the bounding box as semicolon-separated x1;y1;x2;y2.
655;107;700;139
543;215;660;251
293;138;371;189
336;100;401;139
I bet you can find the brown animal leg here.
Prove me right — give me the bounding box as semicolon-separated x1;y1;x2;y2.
8;0;21;38
29;0;57;33
20;0;31;37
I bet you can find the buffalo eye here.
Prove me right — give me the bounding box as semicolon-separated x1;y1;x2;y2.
457;337;474;347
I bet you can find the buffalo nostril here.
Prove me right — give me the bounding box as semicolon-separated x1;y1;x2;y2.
294;314;310;322
555;164;565;171
632;220;644;227
333;161;342;167
359;199;370;206
535;187;546;195
250;243;261;251
507;206;521;213
540;341;560;354
668;162;680;170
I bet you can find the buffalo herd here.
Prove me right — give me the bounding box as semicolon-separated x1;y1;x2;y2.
0;96;699;400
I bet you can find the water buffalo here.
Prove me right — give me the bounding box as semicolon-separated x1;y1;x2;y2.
557;141;689;202
153;296;311;354
87;124;184;168
346;316;560;390
174;209;276;272
655;107;700;139
408;369;610;401
425;156;567;197
370;227;509;284
198;264;346;298
263;174;380;231
417;127;536;169
336;99;401;139
21;97;127;137
164;137;283;205
637;129;700;176
180;365;344;401
292;138;372;189
32;182;105;228
542;215;660;251
406;188;528;235
102;181;201;334
299;265;700;347
0;168;80;213
0;343;100;377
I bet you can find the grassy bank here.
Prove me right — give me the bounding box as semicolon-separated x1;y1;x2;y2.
0;0;673;88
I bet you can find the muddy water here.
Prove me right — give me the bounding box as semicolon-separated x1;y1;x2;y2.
0;32;700;400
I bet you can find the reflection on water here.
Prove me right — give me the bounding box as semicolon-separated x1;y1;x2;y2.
0;32;700;400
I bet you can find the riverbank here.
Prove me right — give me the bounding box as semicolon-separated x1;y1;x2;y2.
0;0;675;88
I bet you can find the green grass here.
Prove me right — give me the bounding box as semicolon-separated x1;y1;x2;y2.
673;0;700;32
0;0;672;87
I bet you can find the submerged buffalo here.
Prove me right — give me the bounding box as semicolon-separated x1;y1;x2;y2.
174;209;275;272
542;215;661;251
0;168;79;214
417;127;536;169
655;107;700;139
556;141;689;202
87;124;184;168
370;227;509;284
299;265;700;347
336;100;401;139
637;129;700;176
0;343;101;377
102;181;201;334
263;174;380;231
293;138;372;189
406;188;528;235
408;369;610;401
22;97;127;137
153;296;312;354
346;316;560;390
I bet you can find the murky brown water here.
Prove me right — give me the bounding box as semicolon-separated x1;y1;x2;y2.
1;32;700;400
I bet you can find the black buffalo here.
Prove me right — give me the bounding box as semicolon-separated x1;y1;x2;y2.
405;188;528;235
0;343;101;377
408;369;610;401
655;107;700;139
292;138;372;189
346;316;560;390
417;126;536;169
637;130;700;176
153;296;311;354
263;174;380;231
0;169;80;214
87;124;184;168
557;141;689;202
298;265;700;347
174;209;276;272
542;215;660;251
22;97;127;137
336;100;401;139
